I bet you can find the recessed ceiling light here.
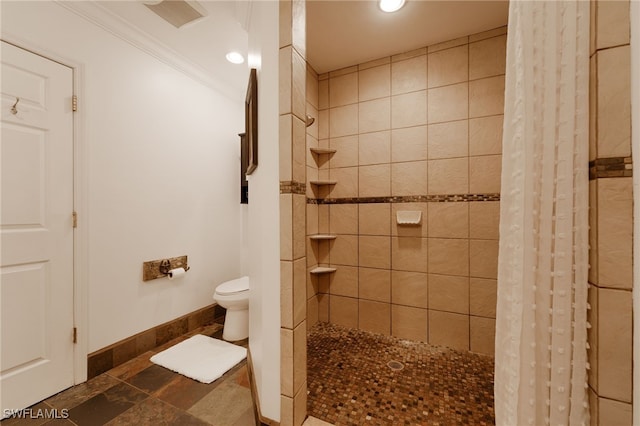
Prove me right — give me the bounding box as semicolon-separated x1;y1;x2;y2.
226;51;245;64
379;0;406;13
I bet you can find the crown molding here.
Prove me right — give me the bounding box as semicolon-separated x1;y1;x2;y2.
55;1;242;101
234;0;252;33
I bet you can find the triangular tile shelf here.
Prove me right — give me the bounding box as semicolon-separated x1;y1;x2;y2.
309;234;337;240
310;148;337;155
309;180;337;186
310;267;337;275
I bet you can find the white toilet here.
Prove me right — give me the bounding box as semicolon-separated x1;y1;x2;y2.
213;276;250;341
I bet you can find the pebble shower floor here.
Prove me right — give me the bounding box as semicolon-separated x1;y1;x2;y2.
307;322;495;425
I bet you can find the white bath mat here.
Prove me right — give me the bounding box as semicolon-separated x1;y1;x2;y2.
150;334;247;384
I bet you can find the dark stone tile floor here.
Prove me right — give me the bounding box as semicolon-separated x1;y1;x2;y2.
3;320;494;426
307;322;495;426
2;324;255;426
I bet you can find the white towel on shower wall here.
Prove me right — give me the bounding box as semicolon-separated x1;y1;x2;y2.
150;334;247;383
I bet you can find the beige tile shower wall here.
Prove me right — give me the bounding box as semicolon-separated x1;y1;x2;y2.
306;65;321;331
313;27;506;356
587;1;633;425
280;1;307;425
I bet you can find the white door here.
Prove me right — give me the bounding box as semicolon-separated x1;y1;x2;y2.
0;41;75;414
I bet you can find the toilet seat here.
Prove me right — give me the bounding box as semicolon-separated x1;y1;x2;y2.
215;276;249;296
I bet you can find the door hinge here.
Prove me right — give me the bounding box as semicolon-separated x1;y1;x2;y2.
72;211;78;228
73;327;77;344
72;95;78;112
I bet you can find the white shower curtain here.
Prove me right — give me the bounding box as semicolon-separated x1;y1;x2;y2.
494;1;590;425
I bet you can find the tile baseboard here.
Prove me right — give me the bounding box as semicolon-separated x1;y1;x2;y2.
87;303;225;379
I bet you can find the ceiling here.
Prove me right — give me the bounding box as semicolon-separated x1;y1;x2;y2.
96;0;250;97
307;0;510;74
95;1;509;95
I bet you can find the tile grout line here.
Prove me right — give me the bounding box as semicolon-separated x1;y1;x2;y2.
389;54;394;336
326;75;331;323
357;66;361;332
425;50;430;343
467;35;472;352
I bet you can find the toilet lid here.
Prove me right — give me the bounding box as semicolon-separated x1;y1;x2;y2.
216;276;249;295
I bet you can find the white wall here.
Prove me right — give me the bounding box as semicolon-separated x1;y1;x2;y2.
245;1;281;421
1;1;244;353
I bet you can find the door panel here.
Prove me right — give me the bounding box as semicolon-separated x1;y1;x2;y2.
1;41;75;414
1;64;47;111
1;263;48;371
2;124;46;226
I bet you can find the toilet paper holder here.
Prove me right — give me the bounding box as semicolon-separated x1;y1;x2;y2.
159;259;190;276
143;256;190;281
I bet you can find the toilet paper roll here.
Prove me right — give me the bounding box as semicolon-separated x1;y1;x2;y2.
167;267;185;280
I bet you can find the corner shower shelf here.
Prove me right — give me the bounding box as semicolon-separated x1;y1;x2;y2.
310;267;337;275
309;180;337;186
309;234;337;240
310;148;337;155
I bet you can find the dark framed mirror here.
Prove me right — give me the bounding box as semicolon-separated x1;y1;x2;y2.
245;68;258;175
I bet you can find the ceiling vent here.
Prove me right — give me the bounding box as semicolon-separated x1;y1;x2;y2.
144;1;207;29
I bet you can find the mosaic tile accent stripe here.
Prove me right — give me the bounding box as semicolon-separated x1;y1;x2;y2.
308;322;495;425
280;180;307;194
589;157;633;180
307;193;501;204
